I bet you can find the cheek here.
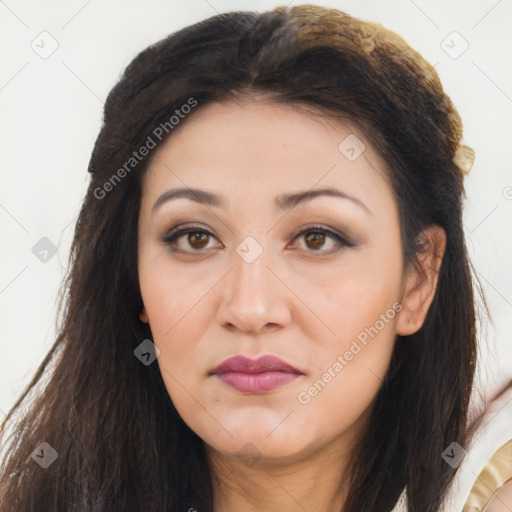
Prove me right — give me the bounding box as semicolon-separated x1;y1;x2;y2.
295;343;392;446
295;291;399;437
289;251;402;345
138;251;213;335
292;252;401;409
144;282;214;420
137;256;216;392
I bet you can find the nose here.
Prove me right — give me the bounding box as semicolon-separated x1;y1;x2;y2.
215;242;292;335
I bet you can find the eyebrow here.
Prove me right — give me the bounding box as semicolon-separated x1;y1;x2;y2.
152;187;371;216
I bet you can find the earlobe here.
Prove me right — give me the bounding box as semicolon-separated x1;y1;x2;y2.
139;306;149;324
396;225;446;336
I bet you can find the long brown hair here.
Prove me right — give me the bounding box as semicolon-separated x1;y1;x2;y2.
0;5;487;511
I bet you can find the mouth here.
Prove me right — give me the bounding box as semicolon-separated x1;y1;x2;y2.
210;354;304;394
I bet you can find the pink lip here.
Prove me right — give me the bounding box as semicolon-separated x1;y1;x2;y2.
211;355;304;393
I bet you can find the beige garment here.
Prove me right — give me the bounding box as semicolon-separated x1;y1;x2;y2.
463;438;512;511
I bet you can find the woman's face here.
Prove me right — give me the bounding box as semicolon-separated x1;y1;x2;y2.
137;99;417;468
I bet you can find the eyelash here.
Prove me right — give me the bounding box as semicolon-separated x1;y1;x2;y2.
161;224;354;255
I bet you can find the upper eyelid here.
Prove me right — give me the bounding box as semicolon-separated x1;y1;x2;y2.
289;225;346;242
162;224;217;241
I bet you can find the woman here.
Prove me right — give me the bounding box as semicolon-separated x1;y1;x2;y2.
0;4;506;511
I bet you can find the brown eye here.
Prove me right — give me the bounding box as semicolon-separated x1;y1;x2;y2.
162;226;220;253
188;231;209;249
291;226;352;255
304;231;326;250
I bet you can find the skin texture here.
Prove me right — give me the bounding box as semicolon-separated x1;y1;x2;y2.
137;99;446;511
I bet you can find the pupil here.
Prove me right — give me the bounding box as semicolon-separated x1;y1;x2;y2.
306;232;325;250
189;232;208;248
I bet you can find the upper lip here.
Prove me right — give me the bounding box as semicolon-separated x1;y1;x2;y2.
211;355;304;375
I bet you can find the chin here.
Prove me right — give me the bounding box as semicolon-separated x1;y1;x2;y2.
204;424;317;464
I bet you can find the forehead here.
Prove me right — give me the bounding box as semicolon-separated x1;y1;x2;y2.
140;99;395;217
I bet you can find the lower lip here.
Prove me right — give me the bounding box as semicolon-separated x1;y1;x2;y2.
216;371;301;393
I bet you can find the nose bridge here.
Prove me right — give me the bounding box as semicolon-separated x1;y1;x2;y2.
217;234;290;332
231;235;272;305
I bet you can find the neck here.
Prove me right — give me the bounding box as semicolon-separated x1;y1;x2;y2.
207;438;353;512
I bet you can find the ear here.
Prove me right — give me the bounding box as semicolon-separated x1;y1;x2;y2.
139;305;149;324
396;225;446;336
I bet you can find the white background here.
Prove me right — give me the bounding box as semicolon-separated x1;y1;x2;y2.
1;0;511;449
